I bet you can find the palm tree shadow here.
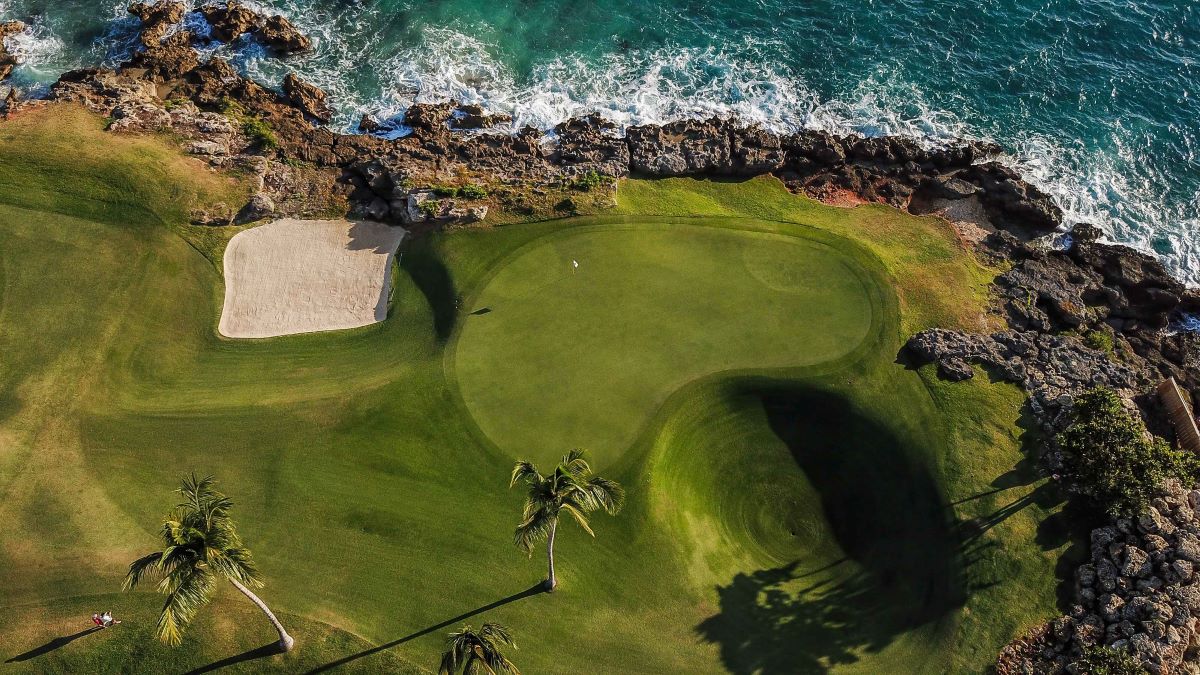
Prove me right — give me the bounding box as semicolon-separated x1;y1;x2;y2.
305;584;546;673
696;384;970;673
5;626;103;663
183;641;287;674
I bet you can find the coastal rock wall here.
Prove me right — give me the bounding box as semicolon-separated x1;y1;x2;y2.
906;228;1200;437
997;480;1200;674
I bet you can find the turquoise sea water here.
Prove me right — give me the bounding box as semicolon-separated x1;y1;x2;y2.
1;0;1197;286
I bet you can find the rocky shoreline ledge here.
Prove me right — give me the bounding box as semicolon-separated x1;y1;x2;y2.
3;2;1200;671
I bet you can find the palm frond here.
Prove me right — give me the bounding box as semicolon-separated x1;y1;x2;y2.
479;622;515;647
439;646;461;675
471;645;499;675
206;546;262;587
584;476;625;514
494;656;521;675
123;551;165;590
559;449;590;478
441;624;518;675
559;502;595;536
513;508;554;554
177;473;215;514
509;461;540;488
155;565;216;646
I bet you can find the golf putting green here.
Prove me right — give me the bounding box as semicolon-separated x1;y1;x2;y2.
0;111;1062;675
453;222;881;465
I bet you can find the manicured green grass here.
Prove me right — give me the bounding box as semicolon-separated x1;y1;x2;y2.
0;105;1064;673
454;221;880;465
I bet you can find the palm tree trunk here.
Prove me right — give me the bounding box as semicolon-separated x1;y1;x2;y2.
545;519;558;592
230;578;295;652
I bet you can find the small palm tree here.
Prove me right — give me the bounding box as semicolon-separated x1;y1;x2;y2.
510;449;624;591
438;623;520;675
123;474;294;652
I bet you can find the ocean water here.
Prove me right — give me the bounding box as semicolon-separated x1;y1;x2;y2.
1;0;1197;286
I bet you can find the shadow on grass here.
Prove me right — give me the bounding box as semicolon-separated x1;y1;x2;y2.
183;641;286;674
398;244;458;342
305;584;545;673
697;385;968;673
5;626;103;663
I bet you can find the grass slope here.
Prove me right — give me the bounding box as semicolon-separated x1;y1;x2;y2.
0;106;1063;673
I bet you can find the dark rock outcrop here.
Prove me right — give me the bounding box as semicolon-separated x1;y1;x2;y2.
905;327;1148;434
0;20;25;83
128;1;185;47
256;14;311;54
963;162;1063;233
198;2;311;54
627;118;732;176
198;1;258;42
553;114;628;177
450;103;512;130
282;72;332;123
124;29;198;82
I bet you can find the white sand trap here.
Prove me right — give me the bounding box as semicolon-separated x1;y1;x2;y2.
219;218;406;338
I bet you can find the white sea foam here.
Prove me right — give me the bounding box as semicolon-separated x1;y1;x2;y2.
2;15;65;84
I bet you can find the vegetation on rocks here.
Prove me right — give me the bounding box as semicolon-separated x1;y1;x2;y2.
1057;387;1199;517
1086;329;1116;355
571;169;606;192
1071;646;1149;675
240;117;279;150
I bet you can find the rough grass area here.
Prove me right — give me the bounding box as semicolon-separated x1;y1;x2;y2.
613;176;998;334
0;105;248;228
0;107;1064;673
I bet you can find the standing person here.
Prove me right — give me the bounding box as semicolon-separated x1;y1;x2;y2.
101;611;121;627
92;613;103;627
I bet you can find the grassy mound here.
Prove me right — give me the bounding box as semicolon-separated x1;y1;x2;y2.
0;105;1066;673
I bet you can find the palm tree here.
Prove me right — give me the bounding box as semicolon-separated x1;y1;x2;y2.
438;623;520;675
510;449;624;591
123;474;294;652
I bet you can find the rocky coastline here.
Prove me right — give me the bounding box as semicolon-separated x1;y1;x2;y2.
3;2;1200;671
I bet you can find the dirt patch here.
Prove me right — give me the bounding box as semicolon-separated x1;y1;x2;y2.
218;218;405;338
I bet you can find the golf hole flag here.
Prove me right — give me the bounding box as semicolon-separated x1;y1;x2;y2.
572;259;579;269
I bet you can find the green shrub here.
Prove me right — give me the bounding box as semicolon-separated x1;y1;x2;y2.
1085;330;1115;354
1057;387;1199;517
1070;646;1147;675
459;183;488;199
418;198;442;218
431;184;460;198
217;96;246;116
241;118;278;150
573;170;606;192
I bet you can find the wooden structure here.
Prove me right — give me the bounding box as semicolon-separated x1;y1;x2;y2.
1157;377;1200;454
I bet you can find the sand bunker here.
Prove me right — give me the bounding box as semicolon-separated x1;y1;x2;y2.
219;218;406;338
